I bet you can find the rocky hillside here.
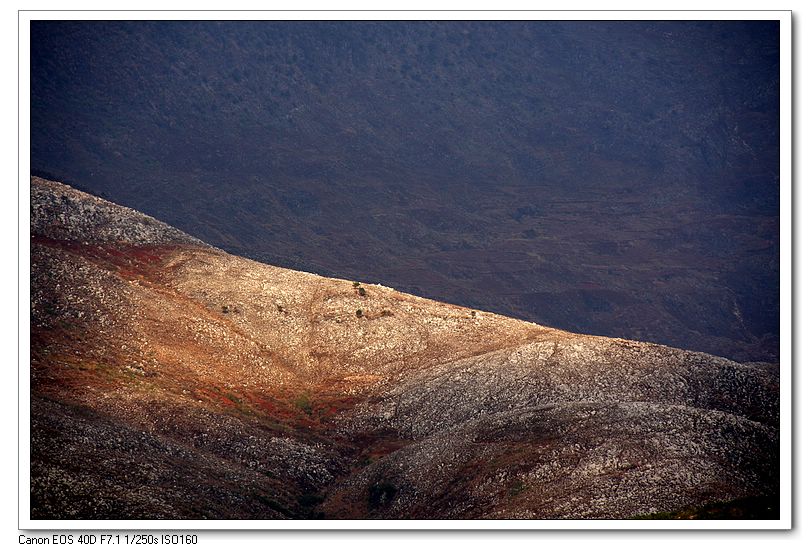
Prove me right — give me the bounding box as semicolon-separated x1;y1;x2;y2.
29;177;779;520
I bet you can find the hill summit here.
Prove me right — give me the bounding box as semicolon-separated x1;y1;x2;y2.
30;21;780;363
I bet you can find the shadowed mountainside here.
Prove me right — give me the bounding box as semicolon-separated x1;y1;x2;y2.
30;21;780;363
30;177;778;520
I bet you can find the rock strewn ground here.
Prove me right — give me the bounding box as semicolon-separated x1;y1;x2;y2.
324;402;777;519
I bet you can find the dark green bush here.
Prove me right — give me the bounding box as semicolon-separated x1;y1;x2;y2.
294;394;313;415
368;481;397;508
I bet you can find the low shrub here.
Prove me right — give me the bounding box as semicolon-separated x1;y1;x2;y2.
294;394;313;415
368;481;397;508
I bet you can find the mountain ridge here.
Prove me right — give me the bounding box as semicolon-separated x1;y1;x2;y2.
30;21;780;363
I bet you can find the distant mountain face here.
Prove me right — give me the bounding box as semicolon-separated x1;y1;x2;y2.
30;20;780;362
30;177;779;520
